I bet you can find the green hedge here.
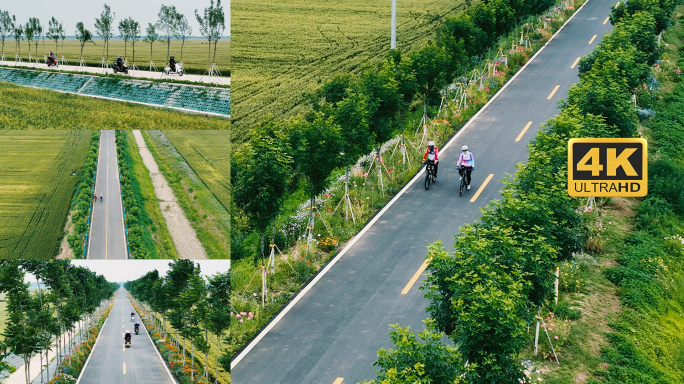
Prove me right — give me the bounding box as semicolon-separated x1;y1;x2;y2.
115;130;157;258
67;131;100;257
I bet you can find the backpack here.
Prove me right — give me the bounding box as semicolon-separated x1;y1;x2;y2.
462;152;472;162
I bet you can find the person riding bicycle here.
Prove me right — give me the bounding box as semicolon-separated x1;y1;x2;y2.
100;194;103;202
116;55;124;69
422;141;439;180
457;145;475;189
169;55;176;72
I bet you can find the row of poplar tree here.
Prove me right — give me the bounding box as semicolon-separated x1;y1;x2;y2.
0;261;117;384
124;260;231;383
0;0;225;67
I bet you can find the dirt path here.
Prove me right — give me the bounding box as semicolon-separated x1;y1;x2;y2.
131;130;208;259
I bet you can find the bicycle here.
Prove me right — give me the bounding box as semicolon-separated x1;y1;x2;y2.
424;160;437;190
459;166;473;196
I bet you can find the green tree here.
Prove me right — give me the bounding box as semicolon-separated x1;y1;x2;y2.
129;18;141;65
94;4;116;59
75;21;94;60
143;23;160;67
410;42;450;106
195;0;225;70
232;119;293;263
174;13;192;62
47;17;63;58
566;61;639;138
118;18;131;59
358;63;403;162
0;11;11;59
363;319;468;384
423;240;530;384
11;16;21;59
157;4;179;62
288;113;344;244
25;18;41;59
207;272;231;382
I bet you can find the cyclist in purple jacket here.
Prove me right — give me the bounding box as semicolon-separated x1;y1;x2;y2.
457;145;475;189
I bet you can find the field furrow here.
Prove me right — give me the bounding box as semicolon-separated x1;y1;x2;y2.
0;131;93;258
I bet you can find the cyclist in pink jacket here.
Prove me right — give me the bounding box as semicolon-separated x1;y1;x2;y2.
457;145;475;189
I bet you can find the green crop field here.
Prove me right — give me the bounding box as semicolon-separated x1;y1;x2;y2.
0;82;229;129
2;38;229;76
0;131;93;258
163;131;230;211
143;131;230;258
231;0;462;141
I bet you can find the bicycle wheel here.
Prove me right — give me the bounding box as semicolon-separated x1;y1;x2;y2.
425;171;431;190
459;175;464;196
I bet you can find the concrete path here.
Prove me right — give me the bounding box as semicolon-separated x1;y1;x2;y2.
0;60;229;86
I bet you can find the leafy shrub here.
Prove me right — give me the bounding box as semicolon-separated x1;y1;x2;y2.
647;159;684;216
551;302;582;320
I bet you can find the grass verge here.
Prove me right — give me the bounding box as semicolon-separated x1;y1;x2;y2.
0;82;229;130
123;131;179;258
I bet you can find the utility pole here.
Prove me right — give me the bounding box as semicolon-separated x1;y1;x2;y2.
391;0;397;49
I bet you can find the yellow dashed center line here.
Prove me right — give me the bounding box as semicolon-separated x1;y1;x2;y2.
616;1;621;6
516;122;534;142
547;85;560;99
123;363;126;374
588;34;597;44
571;57;581;69
603;16;610;24
401;259;431;295
470;174;495;203
332;378;344;384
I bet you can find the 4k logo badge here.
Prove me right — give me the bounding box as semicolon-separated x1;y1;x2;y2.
568;138;647;197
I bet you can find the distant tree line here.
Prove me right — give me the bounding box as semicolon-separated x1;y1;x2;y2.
0;260;117;384
0;0;224;67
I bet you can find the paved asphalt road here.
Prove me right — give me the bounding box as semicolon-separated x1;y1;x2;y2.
87;130;128;259
77;289;175;384
231;0;616;383
0;61;230;85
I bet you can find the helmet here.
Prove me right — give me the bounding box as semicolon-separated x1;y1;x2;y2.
126;330;130;333
461;145;468;151
427;141;435;147
49;51;53;55
170;55;174;60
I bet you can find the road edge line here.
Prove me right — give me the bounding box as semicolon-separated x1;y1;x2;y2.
75;301;112;384
230;0;592;370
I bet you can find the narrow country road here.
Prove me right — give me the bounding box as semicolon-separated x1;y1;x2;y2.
231;0;616;382
76;288;175;384
87;130;128;259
